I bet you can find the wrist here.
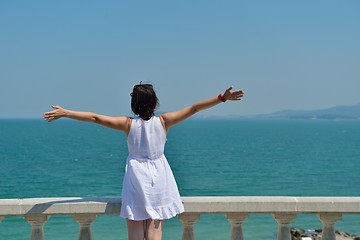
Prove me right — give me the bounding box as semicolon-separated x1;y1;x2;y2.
218;93;227;102
62;109;69;118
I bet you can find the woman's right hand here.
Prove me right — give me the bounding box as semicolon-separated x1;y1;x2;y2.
43;105;66;122
222;86;245;101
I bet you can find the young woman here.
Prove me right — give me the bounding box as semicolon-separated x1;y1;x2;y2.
43;83;244;240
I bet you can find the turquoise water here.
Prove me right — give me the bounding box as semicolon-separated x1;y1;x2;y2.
1;119;360;239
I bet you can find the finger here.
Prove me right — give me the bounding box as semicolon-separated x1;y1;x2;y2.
233;89;244;94
44;115;58;122
232;92;244;100
44;110;55;116
226;86;233;92
43;116;51;122
44;106;58;116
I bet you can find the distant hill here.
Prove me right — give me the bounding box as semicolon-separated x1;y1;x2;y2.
254;104;360;120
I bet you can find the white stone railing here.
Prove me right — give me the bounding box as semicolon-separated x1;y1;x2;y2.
1;196;360;240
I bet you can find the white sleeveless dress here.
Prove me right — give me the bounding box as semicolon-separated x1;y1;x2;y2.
120;116;184;220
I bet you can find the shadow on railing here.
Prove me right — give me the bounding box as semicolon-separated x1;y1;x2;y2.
1;196;360;240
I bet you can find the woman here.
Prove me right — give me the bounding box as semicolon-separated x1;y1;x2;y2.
43;83;244;240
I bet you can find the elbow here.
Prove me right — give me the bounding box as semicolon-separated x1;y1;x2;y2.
190;105;200;115
92;114;100;123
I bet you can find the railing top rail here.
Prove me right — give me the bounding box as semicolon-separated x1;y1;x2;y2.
1;196;360;216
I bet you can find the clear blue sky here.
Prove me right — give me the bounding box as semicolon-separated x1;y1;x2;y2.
1;0;359;118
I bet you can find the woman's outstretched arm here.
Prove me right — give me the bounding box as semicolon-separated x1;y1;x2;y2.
43;105;131;133
160;86;244;131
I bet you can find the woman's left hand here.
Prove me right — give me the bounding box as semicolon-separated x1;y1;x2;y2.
43;105;66;122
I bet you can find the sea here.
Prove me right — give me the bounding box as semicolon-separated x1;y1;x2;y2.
0;118;359;239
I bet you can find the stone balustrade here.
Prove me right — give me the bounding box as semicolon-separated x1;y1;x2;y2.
1;196;360;240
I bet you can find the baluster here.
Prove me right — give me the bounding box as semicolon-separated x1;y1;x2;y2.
317;213;342;240
74;214;97;240
24;214;49;240
226;213;248;240
273;213;296;240
178;213;200;240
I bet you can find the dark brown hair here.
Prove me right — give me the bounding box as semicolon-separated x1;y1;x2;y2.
131;83;159;120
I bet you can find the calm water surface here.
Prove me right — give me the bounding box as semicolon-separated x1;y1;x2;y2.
1;119;359;239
